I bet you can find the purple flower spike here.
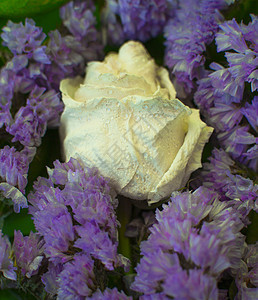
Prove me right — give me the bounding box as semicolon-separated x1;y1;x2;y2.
75;222;120;271
132;187;245;298
164;0;234;94
0;230;16;281
200;148;258;222
216;18;248;53
0;146;35;193
1;19;50;64
13;230;44;278
7;86;63;147
57;254;96;299
89;287;133;299
242;96;258;132
41;263;63;295
33;202;75;264
0;146;36;212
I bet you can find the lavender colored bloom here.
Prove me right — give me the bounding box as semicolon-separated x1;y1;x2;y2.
59;0;103;60
47;158;118;239
1;19;50;64
0;230;16;280
0;146;35;212
241;96;258;132
116;0;176;41
216;18;249;53
0;68;16;128
132;187;245;298
139;294;168;300
235;243;258;299
45;30;84;88
12;230;44;278
60;0;96;38
74;221;120;271
32;202;75;264
194;16;258;170
28;158;129;271
6;86;63;147
89;287;132;299
41;263;63;295
163;269;218;300
57;254;96;299
215;17;258;93
102;0;176;45
0;146;33;192
164;0;233;94
44;0;103;91
218;126;257;160
101;0;125;45
200;148;258;222
209;101;243;131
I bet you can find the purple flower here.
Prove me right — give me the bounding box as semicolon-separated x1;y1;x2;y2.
0;146;36;212
6;86;63;147
241;96;258;132
209;101;243;131
28;158;129;271
218;126;256;160
0;230;16;280
89;288;133;299
43;0;103;91
41;263;63;295
200;148;258;222
101;0;125;45
48;158;118;238
1;19;50;64
132;187;245;298
74;221;120;271
194;17;258;170
216;18;249;53
57;254;96;299
59;0;103;59
45;30;84;88
32;202;75;265
215;16;258;93
164;0;234;94
0;146;35;193
60;0;96;39
12;230;44;278
113;0;176;42
234;243;258;299
163;269;218;300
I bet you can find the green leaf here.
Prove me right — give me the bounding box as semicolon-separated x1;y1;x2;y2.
2;208;35;240
0;289;36;300
0;0;70;18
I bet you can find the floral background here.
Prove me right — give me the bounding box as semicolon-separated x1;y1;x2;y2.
0;0;257;299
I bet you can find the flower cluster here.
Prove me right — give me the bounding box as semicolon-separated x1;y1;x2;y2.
195;16;258;171
102;0;177;44
0;0;103;211
164;0;236;95
132;187;248;298
28;158;129;298
198;148;258;224
0;230;16;281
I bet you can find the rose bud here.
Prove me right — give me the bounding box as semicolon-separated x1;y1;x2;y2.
60;41;213;204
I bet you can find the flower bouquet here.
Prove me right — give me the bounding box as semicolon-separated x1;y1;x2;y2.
0;0;257;299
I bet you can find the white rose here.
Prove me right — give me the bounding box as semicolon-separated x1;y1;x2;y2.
60;41;213;204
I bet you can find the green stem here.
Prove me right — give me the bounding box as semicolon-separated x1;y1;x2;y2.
117;195;133;274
